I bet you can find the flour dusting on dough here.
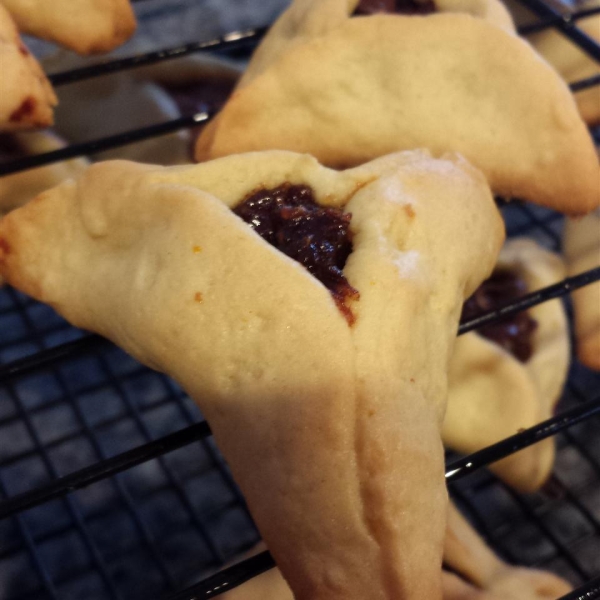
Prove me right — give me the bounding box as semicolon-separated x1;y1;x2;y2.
393;250;420;277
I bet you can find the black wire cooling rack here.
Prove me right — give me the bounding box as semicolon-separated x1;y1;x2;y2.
1;1;600;599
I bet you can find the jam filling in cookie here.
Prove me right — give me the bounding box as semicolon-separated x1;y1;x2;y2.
234;183;359;323
461;269;538;362
164;80;235;119
162;80;237;159
354;0;436;16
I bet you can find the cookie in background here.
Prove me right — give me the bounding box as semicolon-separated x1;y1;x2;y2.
42;53;242;165
0;0;136;55
564;209;600;371
505;0;600;126
443;238;569;492
0;4;56;131
195;0;600;215
0;131;88;285
0;131;88;216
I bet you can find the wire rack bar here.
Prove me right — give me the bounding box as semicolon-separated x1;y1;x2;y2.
48;28;265;87
0;113;210;177
0;421;210;519
559;576;600;600
457;266;600;334
1;388;597;525
162;551;275;600
0;335;105;382
515;0;600;61
517;5;600;35
44;3;600;90
0;473;60;599
160;546;600;600
444;395;600;481
571;74;600;93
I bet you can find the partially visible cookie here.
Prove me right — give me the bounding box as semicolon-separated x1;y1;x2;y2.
505;0;600;126
0;0;136;55
196;10;599;214
43;53;241;165
564;210;600;371
0;130;88;286
442;503;572;599
0;130;88;216
0;4;56;131
530;15;600;126
443;238;569;492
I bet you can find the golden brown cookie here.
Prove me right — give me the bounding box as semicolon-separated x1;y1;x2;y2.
0;150;504;600
0;4;56;131
443;239;569;491
0;0;136;54
0;131;88;286
564;210;600;371
195;4;599;214
220;504;571;600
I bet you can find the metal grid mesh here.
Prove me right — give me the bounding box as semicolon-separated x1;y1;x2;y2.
1;1;600;599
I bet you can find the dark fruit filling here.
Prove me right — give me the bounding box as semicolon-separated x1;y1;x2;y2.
461;268;538;362
234;183;359;323
162;80;237;159
354;0;436;16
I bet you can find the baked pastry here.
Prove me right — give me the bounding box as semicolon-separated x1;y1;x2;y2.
0;0;136;54
442;503;571;599
563;209;600;371
443;238;569;491
237;0;516;88
195;0;600;215
0;4;56;131
0;150;504;600
505;0;600;126
220;503;572;600
0;131;88;286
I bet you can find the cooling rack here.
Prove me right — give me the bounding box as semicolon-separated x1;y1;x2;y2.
0;1;599;599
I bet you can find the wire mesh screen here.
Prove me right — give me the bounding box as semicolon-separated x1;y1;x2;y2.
1;0;600;599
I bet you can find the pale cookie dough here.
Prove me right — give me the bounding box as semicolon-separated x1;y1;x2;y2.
442;503;571;599
0;0;136;55
220;503;571;600
529;15;600;127
0;131;88;285
0;150;504;600
564;209;600;370
0;4;56;131
238;0;516;88
195;4;599;215
443;238;569;492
